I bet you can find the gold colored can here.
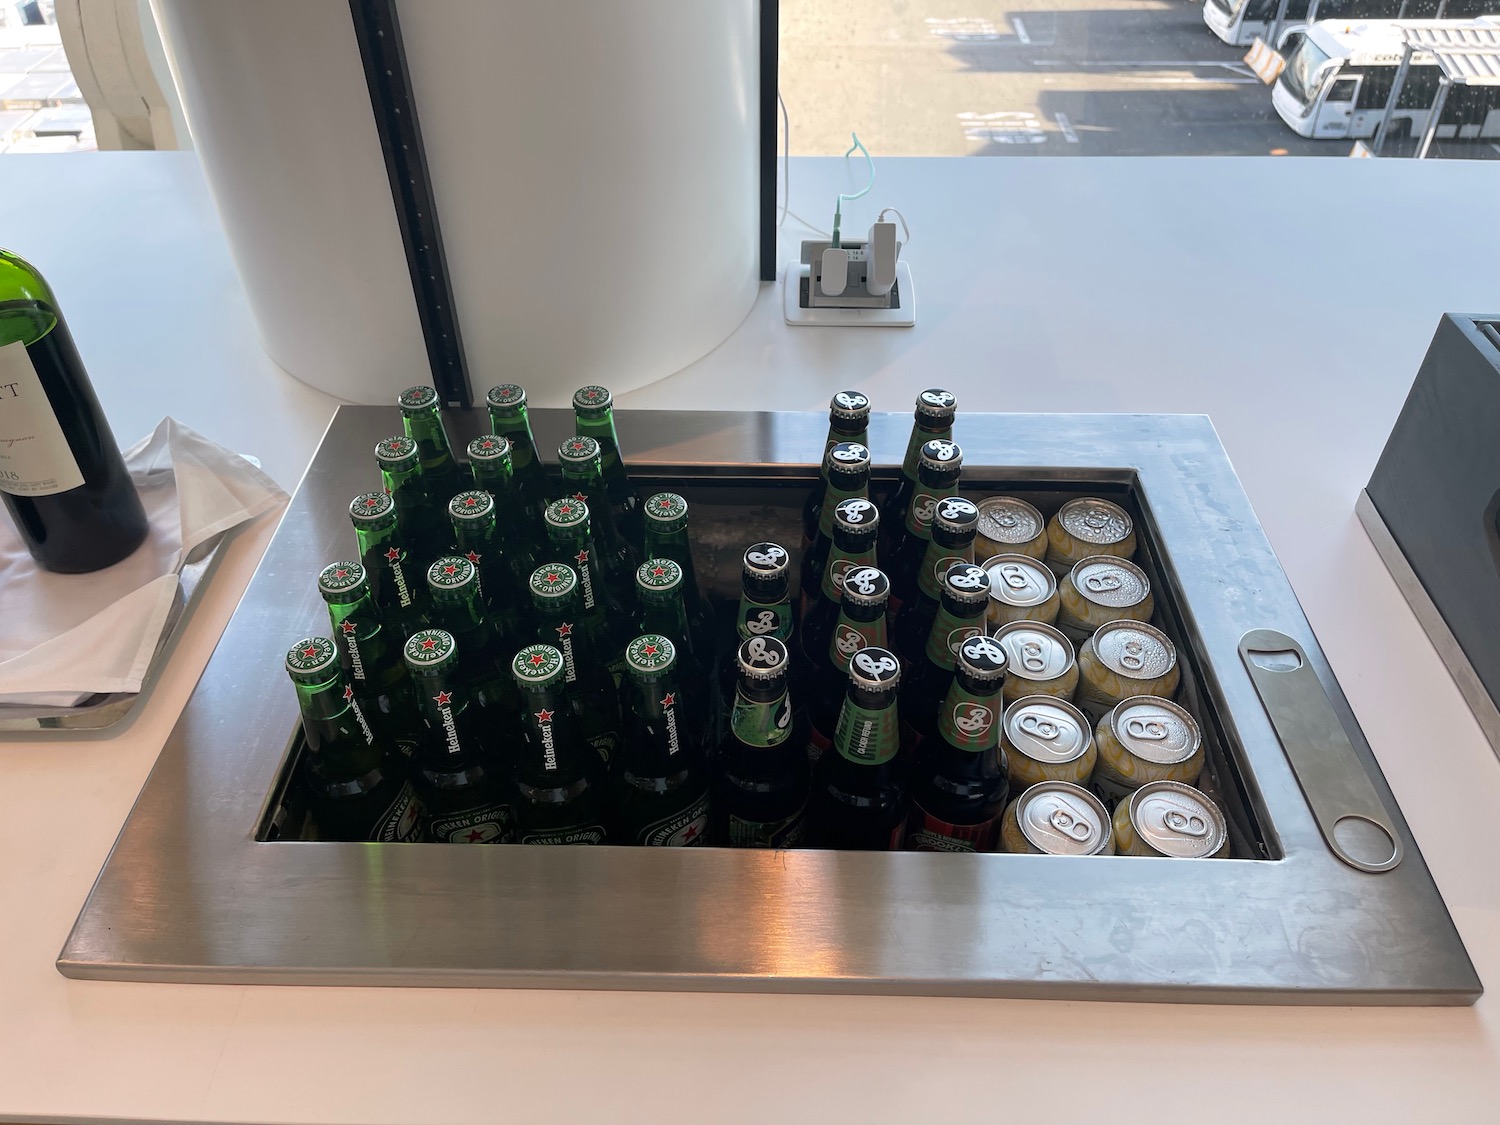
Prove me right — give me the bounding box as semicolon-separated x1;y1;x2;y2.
1092;696;1203;805
1055;555;1154;646
984;553;1060;629
1075;620;1180;724
993;620;1078;706
975;496;1048;563
1043;497;1136;577
1112;781;1229;858
1000;781;1115;855
1003;695;1096;790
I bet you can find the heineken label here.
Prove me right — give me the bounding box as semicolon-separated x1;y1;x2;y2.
828;613;887;675
467;434;511;462
286;636;337;678
573;548;597;609
520;822;607;845
573;384;613;413
449;490;494;521
398;384;439;410
428;555;477;591
731;690;792;748
513;643;566;686
554;623;579;683
350;491;394;522
545;497;589;529
336;618;370;682
738;599;792;641
559;436;600;466
429;800;513;844
374;435;417;464
636;558;682;593
833;700;901;766
404;629;456;668
345;687;377;744
318;561;365;595
637;790;710;846
937;681;1000;750
433;694;465;755
368;782;424;843
924;608;985;670
906;803;1002;852
531;563;577;600
486;383;525;409
626;634;676;677
821;545;879;603
645;491;687;524
728;805;807;848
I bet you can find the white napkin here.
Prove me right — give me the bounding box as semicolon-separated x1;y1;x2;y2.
0;417;288;708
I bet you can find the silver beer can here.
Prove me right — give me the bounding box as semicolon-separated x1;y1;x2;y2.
1055;555;1154;646
1075;619;1180;724
1044;497;1136;578
985;553;1060;629
1000;781;1115;855
993;619;1078;706
1112;780;1229;859
976;496;1048;563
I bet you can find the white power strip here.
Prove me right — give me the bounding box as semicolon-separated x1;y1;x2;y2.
782;259;916;327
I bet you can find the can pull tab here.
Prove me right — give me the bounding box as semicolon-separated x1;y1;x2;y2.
1123;717;1169;741
1239;629;1403;874
1049;809;1092;842
1163;810;1209;838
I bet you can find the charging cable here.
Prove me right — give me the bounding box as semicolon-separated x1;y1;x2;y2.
831;132;875;248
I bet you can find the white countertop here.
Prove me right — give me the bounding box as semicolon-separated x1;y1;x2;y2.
3;152;1499;1124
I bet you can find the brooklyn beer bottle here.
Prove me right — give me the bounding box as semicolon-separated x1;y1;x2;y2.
397;384;467;505
900;561;992;754
884;439;964;619
375;434;449;570
800;496;880;669
402;629;514;843
802;390;871;546
559;435;638;578
806;565;890;763
511;643;610;844
348;491;428;643
285;636;424;842
800;440;871;617
905;633;1010;852
318;560;421;753
543;496;632;675
806;646;909;850
614;634;712;846
879;389;957;558
712;636;810;847
484;384;549;515
572;385;643;545
528;562;623;764
891;496;980;666
737;542;795;645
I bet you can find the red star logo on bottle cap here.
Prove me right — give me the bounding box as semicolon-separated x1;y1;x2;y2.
340;621;357;635
442;564;459;576
650;565;667;578
527;652;548;667
544;571;560;584
479;438;494;449
343;685;354;700
558;503;574;516
574;550;589;565
642;643;659;658
571;491;587;503
534;708;554;723
464;496;479;508
556;622;573;637
334;567;349;579
300;645;319;659
661;692;676;708
364;497;381;509
433;691;452;706
384;548;401;561
419;637;438;652
656;497;673;510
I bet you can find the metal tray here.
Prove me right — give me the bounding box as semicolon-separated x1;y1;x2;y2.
58;407;1480;1003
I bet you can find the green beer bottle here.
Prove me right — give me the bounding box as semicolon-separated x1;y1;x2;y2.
285;636;425;842
318;560;421;754
802;390;871;547
642;491;716;666
402;629;514;843
891;496;980;666
425;554;524;739
558;435;638;578
806;564;890;764
884;438;964;619
485;384;550;516
375;434;450;571
800;495;880;670
799;441;872;620
466;433;544;548
572;384;643;546
635;557;719;744
448;488;533;640
528;562;623;763
879;389;957;560
711;636;810;847
348;491;429;643
543;496;632;675
511;643;611;844
397;384;467;506
900;561;992;755
806;646;909;850
615;634;712;846
737;541;794;645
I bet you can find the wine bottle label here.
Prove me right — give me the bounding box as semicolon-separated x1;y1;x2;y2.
518;822;608;845
429;799;513;843
833;700;901;766
906;803;1003;852
728;804;807;848
368;782;425;843
637;790;710;846
0;340;86;496
731;690;793;748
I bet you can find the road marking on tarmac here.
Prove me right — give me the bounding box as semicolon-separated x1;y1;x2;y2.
1011;17;1032;44
1054;113;1080;142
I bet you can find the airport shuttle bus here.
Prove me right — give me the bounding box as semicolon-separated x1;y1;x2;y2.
1204;0;1489;49
1271;19;1500;142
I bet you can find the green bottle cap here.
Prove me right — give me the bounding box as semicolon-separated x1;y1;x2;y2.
942;561;991;607
915;388;958;421
403;629;458;673
317;560;367;599
625;634;677;681
374;435;419;469
572;385;613;419
349;491;395;525
285;636;339;683
636;557;683;599
486;384;526;410
427;555;479;594
558;435;602;465
467;434;512;462
397;385;439;413
512;643;566;688
955;634;1008;683
544;496;590;532
448;490;495;522
643;492;688;531
529;563;578;601
919;438;963;473
829;390;871;421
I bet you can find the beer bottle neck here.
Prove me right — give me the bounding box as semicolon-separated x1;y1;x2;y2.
574;414;624;474
381;463;425;509
923;597;988;670
832;687;901;766
737;590;793;642
817;472;870;539
820;532;879;603
828;600;889;674
405;408;456;468
900;420;953;482
489;406;539;472
624;671;694;773
517;681;592;779
936;670;1003;752
534;600;592;685
325;590;385;686
730;680;793;748
410;669;483;762
917;535;976;601
296;677;383;779
355;524;418;613
547;528;604;612
818;419;868;480
452;517;498;559
643;525;692;570
640;594;694;655
470;457;515;496
904;470;963;539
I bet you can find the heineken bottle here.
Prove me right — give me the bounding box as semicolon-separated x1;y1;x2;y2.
906;633;1009;852
799;440;871;618
736;541;795;645
528;562;623;764
635;557;719;740
348;491;428;643
890;496;980;666
402;628;513;843
317;560;421;754
467;433;544;549
375;434;450;571
878;389;957;559
511;642;610;844
806;565;890;764
712;636;810;847
800;496;880;670
558;435;638;578
424;555;524;740
397;384;467;506
614;634;712;846
806;646;909;850
572;384;643;545
285;636;424;842
543;496;632;675
899;561;992;755
484;384;549;516
642;492;716;670
883;439;965;619
448;488;533;640
802;390;871;547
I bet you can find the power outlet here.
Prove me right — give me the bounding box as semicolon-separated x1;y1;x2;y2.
784;239;916;327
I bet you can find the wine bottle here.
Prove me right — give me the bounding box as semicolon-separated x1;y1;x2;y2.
0;248;147;573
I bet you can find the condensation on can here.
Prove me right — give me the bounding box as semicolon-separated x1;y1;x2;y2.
1055;555;1154;646
984;553;1060;629
975;496;1048;564
1000;781;1115;856
1002;694;1096;790
1044;497;1136;578
1092;696;1204;805
993;619;1078;706
1075;619;1180;725
1113;780;1229;858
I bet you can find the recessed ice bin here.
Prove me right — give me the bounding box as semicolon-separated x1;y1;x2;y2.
59;409;1479;1004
